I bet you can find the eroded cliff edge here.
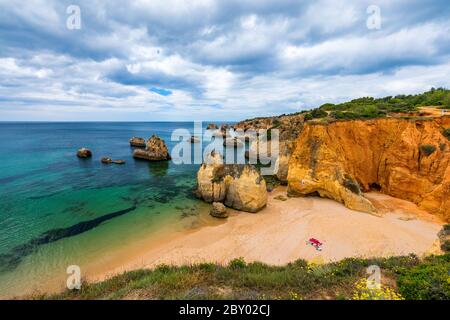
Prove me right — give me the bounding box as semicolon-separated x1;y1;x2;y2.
287;117;450;221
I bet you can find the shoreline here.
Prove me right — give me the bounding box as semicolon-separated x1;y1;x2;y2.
9;187;444;299
87;187;443;285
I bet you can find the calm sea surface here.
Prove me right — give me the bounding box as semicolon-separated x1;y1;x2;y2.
0;122;228;297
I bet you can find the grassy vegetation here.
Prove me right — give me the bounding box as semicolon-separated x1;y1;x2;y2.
397;254;450;300
439;224;450;254
301;88;450;121
263;174;284;190
34;254;450;300
239;89;450;128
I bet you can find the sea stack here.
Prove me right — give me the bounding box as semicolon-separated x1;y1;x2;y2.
207;123;218;130
77;148;92;158
129;137;146;148
223;137;244;148
195;151;267;213
133;135;171;161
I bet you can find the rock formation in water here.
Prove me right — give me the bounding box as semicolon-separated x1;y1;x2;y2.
210;202;228;218
77;148;92;158
223;137;244;148
101;157;125;165
195;152;267;213
287;117;450;221
133;135;171;161
129;137;146;148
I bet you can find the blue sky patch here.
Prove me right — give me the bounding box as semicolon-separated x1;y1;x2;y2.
150;87;173;96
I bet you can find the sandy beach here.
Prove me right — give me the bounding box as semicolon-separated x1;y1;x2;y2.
91;187;444;283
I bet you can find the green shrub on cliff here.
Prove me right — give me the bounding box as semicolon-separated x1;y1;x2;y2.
311;108;327;118
330;111;358;119
228;257;246;269
443;128;450;140
439;224;450;253
442;241;450;253
343;177;361;195
302;88;450;121
419;144;437;156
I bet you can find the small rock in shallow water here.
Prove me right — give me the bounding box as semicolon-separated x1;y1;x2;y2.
77;148;92;158
210;202;228;218
101;157;125;165
129;137;146;148
133;135;171;161
101;157;112;164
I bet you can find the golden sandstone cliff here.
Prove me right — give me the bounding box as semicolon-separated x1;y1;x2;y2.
287;117;450;221
195;151;268;213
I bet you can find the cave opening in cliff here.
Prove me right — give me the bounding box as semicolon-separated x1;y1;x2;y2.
369;182;382;191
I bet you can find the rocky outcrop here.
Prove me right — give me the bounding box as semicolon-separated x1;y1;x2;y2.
133;135;171;161
101;157;125;165
77;148;92;158
129;137;146;148
236;114;303;184
275;154;289;183
210;202;228;218
196;152;267;213
246;139;293;183
287;117;450;221
223;137;244;148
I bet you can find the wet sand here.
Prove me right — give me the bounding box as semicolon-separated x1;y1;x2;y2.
91;187;443;283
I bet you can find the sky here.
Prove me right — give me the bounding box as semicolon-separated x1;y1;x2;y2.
0;0;449;121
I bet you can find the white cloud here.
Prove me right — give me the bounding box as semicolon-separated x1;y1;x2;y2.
0;0;449;121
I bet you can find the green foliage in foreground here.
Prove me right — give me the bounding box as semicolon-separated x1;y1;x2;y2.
33;254;450;300
397;254;450;300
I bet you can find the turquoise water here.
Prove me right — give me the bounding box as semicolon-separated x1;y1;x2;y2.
0;122;221;298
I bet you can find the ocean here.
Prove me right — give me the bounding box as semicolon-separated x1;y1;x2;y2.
0;122;225;298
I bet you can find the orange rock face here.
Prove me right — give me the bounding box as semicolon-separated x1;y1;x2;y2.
287;117;450;221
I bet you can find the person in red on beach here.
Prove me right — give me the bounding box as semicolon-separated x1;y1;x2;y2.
307;238;323;251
